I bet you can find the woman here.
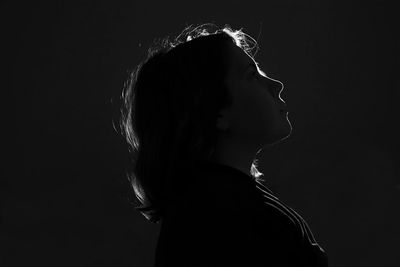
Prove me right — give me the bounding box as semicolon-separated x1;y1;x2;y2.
120;23;329;267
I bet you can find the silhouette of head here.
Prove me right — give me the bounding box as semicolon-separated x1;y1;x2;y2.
119;23;290;223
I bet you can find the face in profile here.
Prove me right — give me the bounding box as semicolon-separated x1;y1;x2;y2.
216;42;292;147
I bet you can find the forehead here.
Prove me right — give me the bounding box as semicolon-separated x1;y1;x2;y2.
225;42;255;75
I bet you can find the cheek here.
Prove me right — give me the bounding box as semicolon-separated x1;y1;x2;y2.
235;88;276;130
247;88;276;117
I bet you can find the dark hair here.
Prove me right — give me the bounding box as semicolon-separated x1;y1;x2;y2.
119;23;265;224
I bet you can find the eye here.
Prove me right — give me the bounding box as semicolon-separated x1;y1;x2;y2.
253;71;260;79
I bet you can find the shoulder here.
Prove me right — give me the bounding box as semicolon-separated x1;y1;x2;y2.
251;194;302;244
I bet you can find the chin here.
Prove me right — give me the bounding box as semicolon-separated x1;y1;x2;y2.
263;129;291;147
276;120;292;142
260;118;292;146
282;120;292;138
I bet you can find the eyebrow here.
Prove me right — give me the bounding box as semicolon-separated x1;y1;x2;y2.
243;62;267;77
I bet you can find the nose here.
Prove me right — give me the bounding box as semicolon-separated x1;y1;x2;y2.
265;76;285;103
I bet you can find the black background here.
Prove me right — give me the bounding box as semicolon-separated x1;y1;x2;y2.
4;0;399;266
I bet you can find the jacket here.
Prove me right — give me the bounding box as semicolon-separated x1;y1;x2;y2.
154;160;329;267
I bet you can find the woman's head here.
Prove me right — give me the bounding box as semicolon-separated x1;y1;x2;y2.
119;23;289;223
